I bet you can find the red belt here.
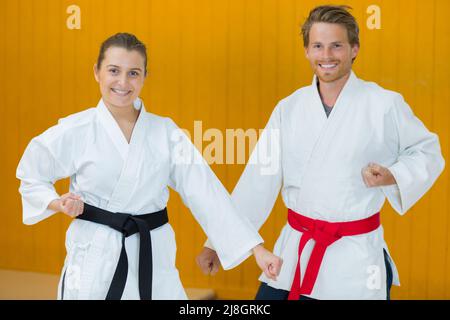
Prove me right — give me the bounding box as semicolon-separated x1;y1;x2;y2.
287;209;380;300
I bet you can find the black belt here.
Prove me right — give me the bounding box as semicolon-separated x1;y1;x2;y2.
76;203;169;300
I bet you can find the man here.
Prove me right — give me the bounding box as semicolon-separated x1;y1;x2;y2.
196;5;445;300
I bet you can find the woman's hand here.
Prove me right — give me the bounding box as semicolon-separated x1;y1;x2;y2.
48;193;84;218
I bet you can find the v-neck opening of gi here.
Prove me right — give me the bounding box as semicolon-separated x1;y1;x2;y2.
119;109;142;146
312;71;357;123
96;99;146;160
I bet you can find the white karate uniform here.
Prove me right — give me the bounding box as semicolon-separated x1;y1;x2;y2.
207;71;445;299
16;98;263;300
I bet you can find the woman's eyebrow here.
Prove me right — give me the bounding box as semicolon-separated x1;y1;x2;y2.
106;64;142;71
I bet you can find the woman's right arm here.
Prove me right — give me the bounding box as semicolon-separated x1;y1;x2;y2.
16;127;79;224
48;193;84;218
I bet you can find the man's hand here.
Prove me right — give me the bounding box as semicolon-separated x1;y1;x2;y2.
252;244;283;281
362;163;397;187
196;247;221;275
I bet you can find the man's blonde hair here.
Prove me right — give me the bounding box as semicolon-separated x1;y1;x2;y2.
301;5;360;48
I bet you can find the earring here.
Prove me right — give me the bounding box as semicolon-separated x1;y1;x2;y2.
133;97;142;109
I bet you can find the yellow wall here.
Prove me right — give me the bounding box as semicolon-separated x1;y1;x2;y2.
1;0;449;299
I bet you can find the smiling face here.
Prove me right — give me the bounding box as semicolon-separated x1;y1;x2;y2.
94;46;146;110
305;22;359;84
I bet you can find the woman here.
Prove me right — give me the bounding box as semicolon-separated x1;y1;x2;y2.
16;33;282;300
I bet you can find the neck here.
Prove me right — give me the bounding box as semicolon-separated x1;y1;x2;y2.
104;102;139;123
317;71;351;106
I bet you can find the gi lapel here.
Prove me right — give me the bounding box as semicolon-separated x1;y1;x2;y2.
299;71;361;183
97;98;149;213
311;71;361;161
96;99;130;161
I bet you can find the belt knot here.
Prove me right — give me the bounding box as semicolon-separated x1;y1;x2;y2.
121;214;136;237
309;220;341;246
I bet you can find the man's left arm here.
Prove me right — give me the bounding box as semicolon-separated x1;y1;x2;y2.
363;93;445;214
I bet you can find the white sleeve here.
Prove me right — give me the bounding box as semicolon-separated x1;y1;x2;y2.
382;94;445;214
16;126;77;225
166;118;263;270
205;104;283;250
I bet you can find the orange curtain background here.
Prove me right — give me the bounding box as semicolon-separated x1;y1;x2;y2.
0;0;449;299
